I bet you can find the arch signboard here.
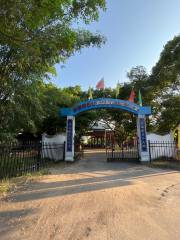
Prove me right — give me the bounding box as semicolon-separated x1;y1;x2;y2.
61;98;151;117
60;98;151;162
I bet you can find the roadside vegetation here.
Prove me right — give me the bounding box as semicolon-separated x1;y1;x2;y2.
0;169;50;196
150;159;180;171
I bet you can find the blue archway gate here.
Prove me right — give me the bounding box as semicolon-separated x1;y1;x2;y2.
60;98;151;162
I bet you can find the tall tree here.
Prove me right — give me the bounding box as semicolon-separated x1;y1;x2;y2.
0;0;106;140
150;35;180;96
156;95;180;133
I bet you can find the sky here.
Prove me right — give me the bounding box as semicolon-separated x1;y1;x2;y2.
52;0;180;90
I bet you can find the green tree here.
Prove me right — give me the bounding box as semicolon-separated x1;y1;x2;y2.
150;35;180;96
147;36;180;132
0;0;106;140
38;83;84;135
156;95;180;133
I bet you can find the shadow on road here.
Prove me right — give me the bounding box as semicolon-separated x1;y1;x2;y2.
3;150;179;203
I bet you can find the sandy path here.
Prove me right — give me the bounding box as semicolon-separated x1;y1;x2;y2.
1;150;180;240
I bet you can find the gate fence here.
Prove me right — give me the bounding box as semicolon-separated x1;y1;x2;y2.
0;141;65;178
148;141;180;162
106;140;180;163
1;140;179;178
106;141;139;162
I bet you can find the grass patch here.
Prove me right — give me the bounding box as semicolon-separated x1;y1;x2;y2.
0;168;51;196
149;159;180;171
0;179;11;195
23;168;50;177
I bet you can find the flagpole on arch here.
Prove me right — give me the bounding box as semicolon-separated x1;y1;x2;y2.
128;87;136;103
138;89;143;106
96;78;105;90
96;77;105;98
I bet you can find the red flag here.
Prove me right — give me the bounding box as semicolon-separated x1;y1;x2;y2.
128;88;136;103
96;78;105;89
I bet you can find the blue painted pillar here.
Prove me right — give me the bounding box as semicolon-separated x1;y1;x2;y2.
137;115;150;162
65;116;75;161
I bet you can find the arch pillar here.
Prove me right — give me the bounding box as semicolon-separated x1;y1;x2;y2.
178;124;180;149
65;116;75;161
137;115;150;162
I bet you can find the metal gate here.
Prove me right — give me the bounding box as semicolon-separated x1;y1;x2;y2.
106;140;140;162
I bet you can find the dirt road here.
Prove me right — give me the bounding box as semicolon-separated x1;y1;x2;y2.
1;150;180;240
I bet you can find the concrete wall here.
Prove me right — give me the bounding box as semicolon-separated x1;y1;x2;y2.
147;133;175;160
42;133;66;144
147;133;173;142
42;133;66;161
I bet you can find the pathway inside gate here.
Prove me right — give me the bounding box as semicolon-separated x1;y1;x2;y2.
1;151;180;240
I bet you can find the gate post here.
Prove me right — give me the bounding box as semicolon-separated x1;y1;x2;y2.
178;124;180;150
137;115;150;162
65;116;75;162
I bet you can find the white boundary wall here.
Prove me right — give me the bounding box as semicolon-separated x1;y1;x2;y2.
147;133;173;142
147;132;175;159
42;133;66;161
42;133;66;144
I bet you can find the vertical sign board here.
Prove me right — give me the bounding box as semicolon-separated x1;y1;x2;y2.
139;118;148;152
67;119;73;152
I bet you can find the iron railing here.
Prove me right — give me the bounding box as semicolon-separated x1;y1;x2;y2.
148;141;180;162
106;142;139;162
0;141;65;178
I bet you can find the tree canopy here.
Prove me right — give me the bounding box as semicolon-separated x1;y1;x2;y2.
0;0;106;141
0;1;179;142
